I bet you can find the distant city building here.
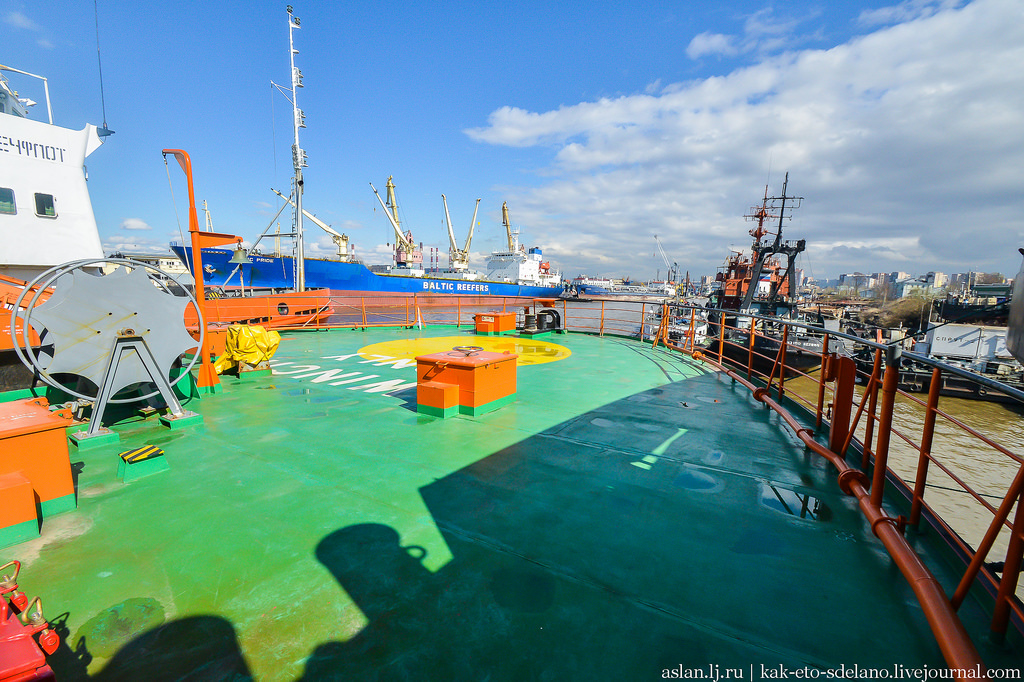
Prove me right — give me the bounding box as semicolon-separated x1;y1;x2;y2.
890;271;910;282
893;275;946;298
926;272;948;288
839;272;875;291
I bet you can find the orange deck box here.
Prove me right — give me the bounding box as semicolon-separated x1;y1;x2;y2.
0;472;38;547
416;350;518;416
416;380;459;418
0;399;76;522
473;311;517;335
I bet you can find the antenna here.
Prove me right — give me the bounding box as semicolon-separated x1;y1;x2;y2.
93;0;112;135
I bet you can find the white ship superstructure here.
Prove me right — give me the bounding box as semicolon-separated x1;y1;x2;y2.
484;201;560;287
1;66;109;281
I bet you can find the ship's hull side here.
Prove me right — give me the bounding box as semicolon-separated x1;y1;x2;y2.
172;246;562;298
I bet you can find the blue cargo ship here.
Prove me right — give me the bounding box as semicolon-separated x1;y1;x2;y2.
170;242;563;298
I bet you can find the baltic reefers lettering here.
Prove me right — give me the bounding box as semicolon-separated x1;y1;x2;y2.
422;280;492;293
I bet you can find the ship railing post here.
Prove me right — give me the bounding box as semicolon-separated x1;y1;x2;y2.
990;478;1024;640
600;301;605;337
952;464;1024;612
862;349;883;471
816;332;830;428
717;313;725;364
361;297;367;329
405;296;410;326
689;307;696;353
910;367;943;528
825;355;856;457
871;345;902;507
457;297;462;327
777;324;788;402
746;317;756;380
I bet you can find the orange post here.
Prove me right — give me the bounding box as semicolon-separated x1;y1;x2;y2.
909;367;943;527
815;332;829;428
862;349;883;471
162;149;239;393
871;347;902;507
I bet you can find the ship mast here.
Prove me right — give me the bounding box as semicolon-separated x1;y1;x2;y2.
737;172;804;315
287;5;307;291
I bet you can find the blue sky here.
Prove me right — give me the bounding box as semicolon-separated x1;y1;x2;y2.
4;0;1023;282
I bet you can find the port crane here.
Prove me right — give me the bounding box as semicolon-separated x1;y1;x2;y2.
272;188;351;260
441;194;481;271
654;235;678;283
500;202;526;254
369;176;422;267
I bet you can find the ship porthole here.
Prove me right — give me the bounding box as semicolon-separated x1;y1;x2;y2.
278;302;289;315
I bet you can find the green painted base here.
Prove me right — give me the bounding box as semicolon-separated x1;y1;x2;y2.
39;492;77;517
70;428;120;449
159;411;203;429
197;382;224;395
519;330;553;338
237;367;273;381
118;454;170;482
474;331;503;336
0;519;38;548
459;394;516;417
417;404;459;419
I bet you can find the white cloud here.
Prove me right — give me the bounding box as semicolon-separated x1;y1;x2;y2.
465;0;1024;279
4;11;39;30
120;218;152;231
686;32;738;59
858;0;965;27
686;7;817;61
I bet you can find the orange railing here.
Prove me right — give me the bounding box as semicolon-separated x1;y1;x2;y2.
650;303;1024;672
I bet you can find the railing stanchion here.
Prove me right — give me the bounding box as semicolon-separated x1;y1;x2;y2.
816;332;829;428
747;318;756;380
952;464;1024;610
870;346;901;506
859;349;880;470
717;313;725;364
910;367;943;528
991;481;1024;639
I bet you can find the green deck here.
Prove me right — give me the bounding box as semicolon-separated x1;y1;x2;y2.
4;327;1021;680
